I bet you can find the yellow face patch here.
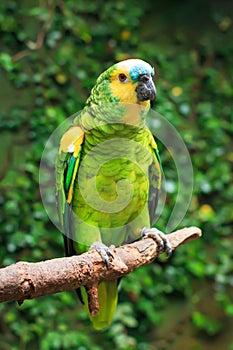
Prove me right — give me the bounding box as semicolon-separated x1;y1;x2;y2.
109;67;150;108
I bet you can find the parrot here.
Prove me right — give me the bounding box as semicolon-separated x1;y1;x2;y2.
55;58;171;330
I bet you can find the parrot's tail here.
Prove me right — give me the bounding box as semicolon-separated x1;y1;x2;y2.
81;281;118;330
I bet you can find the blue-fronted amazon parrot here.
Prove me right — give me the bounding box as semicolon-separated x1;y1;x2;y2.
56;59;171;330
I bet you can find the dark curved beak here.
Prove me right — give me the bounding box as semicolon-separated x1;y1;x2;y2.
136;74;156;108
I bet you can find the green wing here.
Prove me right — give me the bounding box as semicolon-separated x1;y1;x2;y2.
55;125;85;256
148;133;162;226
55;124;118;330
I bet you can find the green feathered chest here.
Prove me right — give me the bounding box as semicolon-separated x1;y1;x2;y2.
72;123;154;232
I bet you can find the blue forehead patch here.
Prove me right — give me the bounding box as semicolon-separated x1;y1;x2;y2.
129;64;154;82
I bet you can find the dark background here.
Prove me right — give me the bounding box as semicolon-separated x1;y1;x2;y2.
0;1;232;349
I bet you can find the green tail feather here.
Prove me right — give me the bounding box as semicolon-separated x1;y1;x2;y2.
81;281;118;330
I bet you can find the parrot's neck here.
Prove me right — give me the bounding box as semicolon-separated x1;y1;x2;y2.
77;103;151;158
79;101;148;131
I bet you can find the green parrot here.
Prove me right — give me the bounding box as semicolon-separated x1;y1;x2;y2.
56;59;171;330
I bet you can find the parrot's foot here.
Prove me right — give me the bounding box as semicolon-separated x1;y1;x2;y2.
141;227;172;257
91;242;115;268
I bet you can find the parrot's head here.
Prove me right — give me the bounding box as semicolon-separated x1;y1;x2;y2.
94;59;156;109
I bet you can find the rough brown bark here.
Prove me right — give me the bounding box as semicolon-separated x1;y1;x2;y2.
0;226;201;314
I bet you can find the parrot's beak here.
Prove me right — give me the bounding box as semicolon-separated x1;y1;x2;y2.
136;74;156;108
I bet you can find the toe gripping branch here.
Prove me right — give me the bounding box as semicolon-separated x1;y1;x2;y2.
90;242;115;269
141;227;173;257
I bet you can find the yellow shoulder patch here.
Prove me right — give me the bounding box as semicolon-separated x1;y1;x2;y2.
150;133;157;150
59;126;84;157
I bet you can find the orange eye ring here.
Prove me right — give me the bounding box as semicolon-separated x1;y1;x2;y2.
118;73;128;83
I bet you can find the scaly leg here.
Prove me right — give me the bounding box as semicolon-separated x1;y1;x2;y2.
141;227;172;257
91;242;115;268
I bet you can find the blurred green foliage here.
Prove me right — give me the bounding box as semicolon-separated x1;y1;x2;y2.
0;0;232;349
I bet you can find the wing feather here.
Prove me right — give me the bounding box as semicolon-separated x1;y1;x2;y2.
55;125;84;254
148;134;162;226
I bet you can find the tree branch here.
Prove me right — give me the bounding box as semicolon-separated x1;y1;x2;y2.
0;226;201;314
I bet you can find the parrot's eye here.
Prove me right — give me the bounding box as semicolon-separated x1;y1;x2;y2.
118;73;128;83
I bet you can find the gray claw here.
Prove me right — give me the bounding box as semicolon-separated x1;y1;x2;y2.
141;227;172;257
91;242;114;268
